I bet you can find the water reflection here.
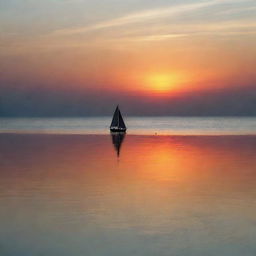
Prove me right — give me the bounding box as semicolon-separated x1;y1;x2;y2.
111;132;126;157
0;134;256;256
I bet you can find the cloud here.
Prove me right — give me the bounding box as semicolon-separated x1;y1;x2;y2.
114;21;256;42
1;0;255;51
218;6;256;15
1;85;256;116
53;0;254;36
127;34;189;42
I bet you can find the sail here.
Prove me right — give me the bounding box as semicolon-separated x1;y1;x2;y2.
110;106;119;127
110;105;126;130
118;110;126;129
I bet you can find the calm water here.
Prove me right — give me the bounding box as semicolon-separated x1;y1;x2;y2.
0;117;256;135
0;133;256;256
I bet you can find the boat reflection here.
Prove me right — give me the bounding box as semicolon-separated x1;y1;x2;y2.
111;132;126;157
1;134;256;255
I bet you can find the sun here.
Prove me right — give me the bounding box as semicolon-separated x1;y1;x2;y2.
145;73;180;92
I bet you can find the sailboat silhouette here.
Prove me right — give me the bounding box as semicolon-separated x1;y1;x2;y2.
110;105;127;132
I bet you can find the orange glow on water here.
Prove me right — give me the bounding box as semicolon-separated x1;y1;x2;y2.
2;134;256;196
1;134;256;242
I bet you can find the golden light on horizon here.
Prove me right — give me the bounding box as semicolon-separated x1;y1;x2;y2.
145;72;181;92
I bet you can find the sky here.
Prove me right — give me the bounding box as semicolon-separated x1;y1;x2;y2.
0;0;256;116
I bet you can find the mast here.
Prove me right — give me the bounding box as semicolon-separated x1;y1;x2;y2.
117;105;119;127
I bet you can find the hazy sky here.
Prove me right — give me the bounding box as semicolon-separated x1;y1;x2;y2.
0;0;256;116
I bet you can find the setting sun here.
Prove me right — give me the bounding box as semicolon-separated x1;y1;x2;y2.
145;73;180;92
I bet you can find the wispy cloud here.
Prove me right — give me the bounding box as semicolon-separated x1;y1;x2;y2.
130;34;189;42
114;21;256;42
218;6;256;15
2;0;255;52
54;0;253;36
3;19;255;54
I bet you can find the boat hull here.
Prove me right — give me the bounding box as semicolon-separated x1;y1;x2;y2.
110;127;126;132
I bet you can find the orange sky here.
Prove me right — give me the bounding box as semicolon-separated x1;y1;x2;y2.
0;0;256;115
3;34;256;94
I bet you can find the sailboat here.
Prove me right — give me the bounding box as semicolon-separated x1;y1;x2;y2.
110;105;127;132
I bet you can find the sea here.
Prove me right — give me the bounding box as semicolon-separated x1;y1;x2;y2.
1;116;256;135
0;117;256;256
